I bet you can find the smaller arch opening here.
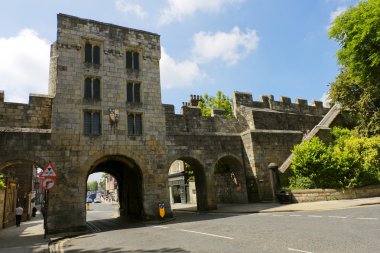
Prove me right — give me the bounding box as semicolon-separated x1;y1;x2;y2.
168;157;208;211
214;155;246;204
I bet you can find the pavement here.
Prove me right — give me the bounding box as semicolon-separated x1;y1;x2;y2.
1;197;380;253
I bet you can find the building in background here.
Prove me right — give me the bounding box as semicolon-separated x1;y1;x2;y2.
105;174;118;203
168;161;196;204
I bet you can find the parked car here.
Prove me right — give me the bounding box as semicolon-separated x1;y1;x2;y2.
94;197;101;203
86;197;93;203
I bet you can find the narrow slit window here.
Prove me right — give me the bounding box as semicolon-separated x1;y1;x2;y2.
85;43;92;63
127;82;134;102
93;46;100;64
84;78;92;98
93;79;100;100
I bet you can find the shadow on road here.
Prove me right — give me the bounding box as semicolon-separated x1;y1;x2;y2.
65;247;190;253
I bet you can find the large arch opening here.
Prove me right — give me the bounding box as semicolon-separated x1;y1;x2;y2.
86;156;143;227
168;157;208;211
214;155;247;204
0;160;43;228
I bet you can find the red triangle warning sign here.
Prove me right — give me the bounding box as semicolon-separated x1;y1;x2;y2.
41;162;58;178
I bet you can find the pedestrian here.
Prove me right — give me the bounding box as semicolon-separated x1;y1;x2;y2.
15;205;23;227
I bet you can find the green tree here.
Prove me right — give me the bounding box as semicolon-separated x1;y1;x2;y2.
87;181;98;191
329;0;380;136
99;173;108;191
0;175;5;190
198;91;233;117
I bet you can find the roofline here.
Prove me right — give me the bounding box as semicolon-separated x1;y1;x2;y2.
58;13;160;38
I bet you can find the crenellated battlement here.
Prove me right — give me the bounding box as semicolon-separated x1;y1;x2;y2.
163;104;243;134
0;91;53;129
233;91;329;116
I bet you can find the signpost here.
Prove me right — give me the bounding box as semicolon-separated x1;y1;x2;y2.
39;161;58;238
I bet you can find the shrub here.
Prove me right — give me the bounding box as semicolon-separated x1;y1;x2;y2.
290;137;338;188
289;127;380;189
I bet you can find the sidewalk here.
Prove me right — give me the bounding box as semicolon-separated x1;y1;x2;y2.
0;211;49;253
172;196;380;213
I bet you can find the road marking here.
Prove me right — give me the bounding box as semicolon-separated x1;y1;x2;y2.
180;229;234;240
272;214;284;216
249;213;269;216
328;216;347;219
288;247;313;253
289;215;302;217
356;217;378;220
153;225;169;229
308;215;323;218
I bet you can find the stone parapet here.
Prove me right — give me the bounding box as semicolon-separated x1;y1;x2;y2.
290;185;380;203
164;104;243;134
0;93;53;129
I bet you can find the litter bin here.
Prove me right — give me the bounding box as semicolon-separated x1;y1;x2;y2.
276;190;292;204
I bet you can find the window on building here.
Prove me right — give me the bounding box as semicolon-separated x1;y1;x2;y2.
84;111;101;136
126;51;139;70
85;43;101;65
127;112;142;135
84;77;101;100
126;82;141;103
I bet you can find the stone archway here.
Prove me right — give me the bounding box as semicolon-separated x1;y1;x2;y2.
214;155;248;204
86;155;144;220
167;157;208;211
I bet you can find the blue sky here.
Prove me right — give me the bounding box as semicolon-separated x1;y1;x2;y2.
0;0;359;112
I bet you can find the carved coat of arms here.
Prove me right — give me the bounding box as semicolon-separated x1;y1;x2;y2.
109;108;120;123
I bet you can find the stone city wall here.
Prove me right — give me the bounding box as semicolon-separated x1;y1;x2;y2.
0;91;53;129
163;104;244;134
234;91;329;116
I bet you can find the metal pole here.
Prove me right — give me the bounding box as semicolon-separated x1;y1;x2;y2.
43;189;48;239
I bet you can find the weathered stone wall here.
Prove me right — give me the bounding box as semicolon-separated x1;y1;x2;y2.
242;130;303;201
45;13;167;232
234;92;329;116
163;104;244;134
291;185;380;202
0;92;53;129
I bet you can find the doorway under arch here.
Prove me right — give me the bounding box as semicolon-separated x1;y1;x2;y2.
168;157;208;211
0;159;42;227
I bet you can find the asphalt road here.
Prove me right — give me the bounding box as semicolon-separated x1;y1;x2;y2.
64;203;380;253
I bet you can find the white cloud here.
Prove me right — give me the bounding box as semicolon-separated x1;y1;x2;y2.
159;0;245;25
329;6;347;22
320;92;332;107
192;26;259;65
160;47;205;89
0;29;50;103
326;6;347;30
115;0;146;18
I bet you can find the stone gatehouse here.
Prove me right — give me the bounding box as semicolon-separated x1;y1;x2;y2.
0;14;331;233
